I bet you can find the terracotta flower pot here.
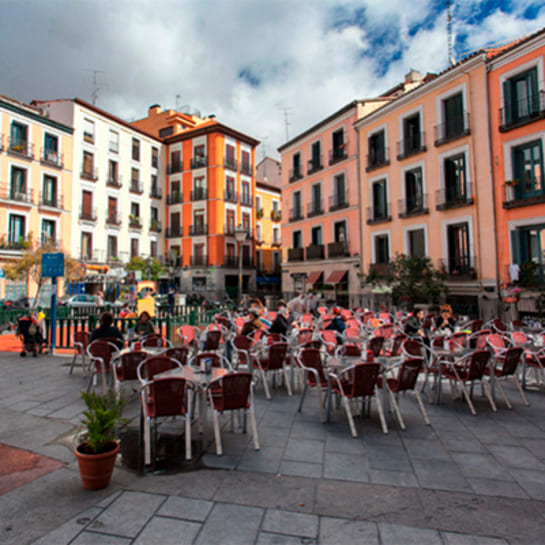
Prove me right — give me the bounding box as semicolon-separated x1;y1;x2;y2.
503;296;518;304
75;441;119;490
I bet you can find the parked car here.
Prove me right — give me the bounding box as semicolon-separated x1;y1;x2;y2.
65;294;98;308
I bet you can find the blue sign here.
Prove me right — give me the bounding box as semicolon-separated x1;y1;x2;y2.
42;253;64;278
0;269;5;279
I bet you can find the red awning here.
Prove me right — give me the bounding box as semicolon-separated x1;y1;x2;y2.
326;270;348;285
307;271;323;286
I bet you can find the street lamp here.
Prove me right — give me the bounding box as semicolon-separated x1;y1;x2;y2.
234;224;247;303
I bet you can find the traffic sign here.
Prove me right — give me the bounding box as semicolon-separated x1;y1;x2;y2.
42;253;64;278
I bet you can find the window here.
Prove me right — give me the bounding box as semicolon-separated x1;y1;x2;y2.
368;130;387;168
130;202;140;224
334;221;347;244
10;167;27;200
8;214;25;245
170;150;182;173
109;130;119;153
447;222;471;275
83;118;95;143
309;141;322;172
292;191;302;219
273;226;280;245
242;212;250;232
132;138;140;161
241;181;251;205
401;113;423;157
192;144;206;168
81;232;92;259
131;168;140;192
108;160;119;186
226;209;235;233
170;212;181;235
41;219;55;245
256;223;262;242
511;225;545;280
150;240;157;258
81;190;93;220
170;180;181;204
42;175;57;207
332;173;346;209
151;174;159;196
442;93;464;140
331;129;346;163
226;176;236;201
10;121;28;153
159;126;174;138
310;183;322;215
375;234;389;264
503;67;540;127
44;133;58;162
151;147;159;168
131;238;139;258
404;167;424;214
241;150;251;174
150;206;159;222
82;151;95;178
273;251;281;270
408;229;425;257
107;236;118;259
107;197;118;223
225;144;236;170
311;226;322;246
256;195;262;214
512;140;543;199
272;200;280;213
291;152;302;181
444;154;468;203
371;179;388;221
293;231;302;248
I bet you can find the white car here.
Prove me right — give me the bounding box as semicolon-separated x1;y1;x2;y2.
65;294;98;307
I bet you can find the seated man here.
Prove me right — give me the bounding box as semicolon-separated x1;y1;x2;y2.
325;307;346;344
89;311;125;349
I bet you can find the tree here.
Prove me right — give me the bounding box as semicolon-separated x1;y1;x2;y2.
125;257;165;282
389;253;448;309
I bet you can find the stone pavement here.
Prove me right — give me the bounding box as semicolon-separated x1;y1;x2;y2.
0;350;544;544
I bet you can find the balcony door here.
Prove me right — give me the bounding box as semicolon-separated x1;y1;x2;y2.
447;222;470;275
513;140;543;199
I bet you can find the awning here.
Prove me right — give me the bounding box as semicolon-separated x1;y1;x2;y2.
257;275;280;285
326;270;348;285
306;271;323;286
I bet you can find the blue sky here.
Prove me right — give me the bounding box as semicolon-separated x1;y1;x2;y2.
1;0;544;158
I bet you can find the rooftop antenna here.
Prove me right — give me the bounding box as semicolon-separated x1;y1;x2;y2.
447;0;455;66
90;70;104;105
175;94;181;111
258;136;269;160
283;107;293;140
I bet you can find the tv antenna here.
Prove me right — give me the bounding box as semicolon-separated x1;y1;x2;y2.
280;106;293;141
175;94;181;110
89;70;104;105
447;0;455;66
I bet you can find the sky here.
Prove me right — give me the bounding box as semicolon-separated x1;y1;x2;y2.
1;0;545;160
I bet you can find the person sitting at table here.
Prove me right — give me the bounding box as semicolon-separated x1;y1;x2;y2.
89;311;125;349
269;306;292;336
241;309;262;336
135;311;156;337
405;308;430;343
435;304;456;334
326;307;346;344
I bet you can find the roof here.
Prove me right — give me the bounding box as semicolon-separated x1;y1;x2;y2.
165;120;260;147
256;180;281;194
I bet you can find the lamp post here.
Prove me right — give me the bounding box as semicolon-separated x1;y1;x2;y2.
234;224;247;304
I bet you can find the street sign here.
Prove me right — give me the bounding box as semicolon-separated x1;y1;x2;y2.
42;253;64;278
0;269;5;278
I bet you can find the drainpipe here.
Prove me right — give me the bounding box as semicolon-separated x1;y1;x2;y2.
355;112;364;309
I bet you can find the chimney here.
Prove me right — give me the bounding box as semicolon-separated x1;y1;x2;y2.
148;104;161;115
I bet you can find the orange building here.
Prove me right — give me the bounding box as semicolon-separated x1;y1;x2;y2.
488;30;545;306
132;106;259;299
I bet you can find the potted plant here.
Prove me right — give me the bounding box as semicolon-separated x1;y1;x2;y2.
74;391;126;490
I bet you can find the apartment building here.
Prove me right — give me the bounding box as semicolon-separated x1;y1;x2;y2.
488;30;545;307
34;99;164;279
255;179;281;291
0;94;73;299
256;156;281;189
133;105;259;299
355;62;497;314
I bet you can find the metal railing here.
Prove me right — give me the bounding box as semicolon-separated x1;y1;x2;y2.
166;226;183;237
437;256;478;280
328;241;349;258
191;255;208;267
366;203;391;224
329;145;348;165
39;193;64;209
189;224;208;236
106;213;121;226
366;147;389;171
329;191;349;211
240;194;253;206
306;201;323;217
289;207;303;222
435;182;474;210
240;162;252;175
40;149;64;168
500;91;545;130
224;190;238;202
306;244;324;260
167;192;182;205
191;188;208;201
434;112;470;145
289;168;303;183
8;138;34;159
167;162;183;174
398;193;429;217
129;181;143;194
307;157;323;175
224;157;237;171
79;208;97;221
396;133;426;160
80;167;98;181
288;247;304;261
191;156;208;169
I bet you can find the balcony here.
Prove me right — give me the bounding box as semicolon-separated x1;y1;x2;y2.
289;207;304;222
306;201;323;218
224;190;238;203
39;236;61;249
83;131;94;144
40;149;64;168
191;188;208;201
289;168;303;183
434;113;471;146
242;255;254;268
435;182;474;210
191;155;208;169
366;203;391;225
150;187;162;199
328;241;349;258
499;91;545;131
39;193;64;210
256;208;264;219
106;213;121;226
224;224;236;236
288;247;304;262
224;157;237;171
438;257;477;281
81;167;98;181
150;219;162;232
129;180;143;194
329;145;348;166
369;262;391;278
306;244;325;260
8;138;34;159
224;255;237;267
128;216;142;229
271;210;282;222
107;175;122;189
398;194;429;218
271;239;281;247
189;224;208;236
366;148;390;172
329;191;349;212
396;133;426;160
79;208;97;222
0;184;33;205
0;238;31;251
191;255;208;267
167;162;183;174
167;192;182;205
502;177;545;209
166;226;183;238
240;162;252;176
240;193;253;207
307;157;323;175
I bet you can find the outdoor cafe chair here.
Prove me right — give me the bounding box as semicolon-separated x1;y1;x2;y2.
467;329;492;349
112;349;148;395
251;341;292;399
188;352;233;372
376;323;395;339
486;333;512;355
230;334;257;370
177;325;199;352
140;375;193;465
328;362;388;437
439;349;497;415
86;339;120;394
69;330;89;375
319;329;338;356
377;357;430;430
163;346;190;367
141;334;173;349
484;346;528;408
367;335;385;359
137;355;183;384
206;372;259;456
384;333;408;358
296;347;329;422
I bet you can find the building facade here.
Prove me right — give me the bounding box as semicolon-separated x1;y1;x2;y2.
0;94;73;299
